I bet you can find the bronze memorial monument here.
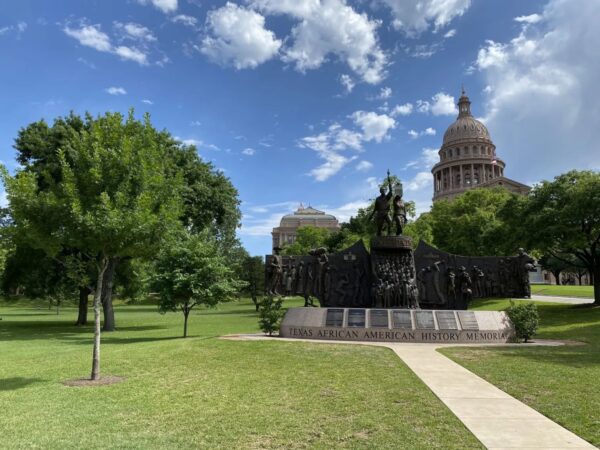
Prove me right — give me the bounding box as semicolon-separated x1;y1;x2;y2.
265;171;529;343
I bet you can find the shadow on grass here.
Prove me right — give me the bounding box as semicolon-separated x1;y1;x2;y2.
0;321;169;344
0;377;45;391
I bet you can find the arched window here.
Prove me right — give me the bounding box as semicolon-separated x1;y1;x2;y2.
473;146;478;155
449;149;453;157
464;147;469;155
456;148;460;156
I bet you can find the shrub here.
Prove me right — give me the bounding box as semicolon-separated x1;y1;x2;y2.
258;296;284;336
506;301;539;342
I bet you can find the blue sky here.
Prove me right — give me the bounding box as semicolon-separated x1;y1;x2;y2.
2;0;599;256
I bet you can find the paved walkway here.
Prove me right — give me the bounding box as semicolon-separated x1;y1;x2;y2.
224;334;597;449
389;343;596;449
526;295;594;305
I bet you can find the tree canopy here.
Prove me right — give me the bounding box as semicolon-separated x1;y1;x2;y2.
2;110;185;379
153;231;244;337
521;170;600;304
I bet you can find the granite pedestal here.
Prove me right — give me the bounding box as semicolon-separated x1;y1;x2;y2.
280;307;514;344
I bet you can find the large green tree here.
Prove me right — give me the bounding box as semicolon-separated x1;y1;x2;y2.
2;111;183;380
428;187;524;256
153;231;244;337
281;226;332;255
9;113;241;329
522;170;600;304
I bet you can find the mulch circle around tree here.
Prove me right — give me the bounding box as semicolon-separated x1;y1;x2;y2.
62;376;126;387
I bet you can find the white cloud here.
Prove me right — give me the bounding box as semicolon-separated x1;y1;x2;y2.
252;0;387;84
136;0;177;13
410;127;436;138
391;102;413;116
64;22;150;65
340;74;355;93
0;21;27;38
444;28;456;38
421;148;439;168
64;24;112;52
300;110;395;181
321;200;370;223
105;86;127;95
142;99;153;104
475;40;508;69
190;120;202;126
114;22;156;42
350;111;395;142
171;14;198;27
430;92;457;115
417;92;457;116
478;0;600;181
114;45;148;64
405;171;432;192
376;87;392;99
200;3;281;69
242;147;256;155
514;14;542;24
299;125;360;181
356;160;373;172
380;0;471;36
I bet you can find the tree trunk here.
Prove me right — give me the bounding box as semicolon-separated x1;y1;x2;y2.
101;258;118;332
552;270;561;285
91;257;109;381
594;266;600;306
183;309;189;338
76;286;90;326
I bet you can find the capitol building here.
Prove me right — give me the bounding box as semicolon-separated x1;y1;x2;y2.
431;89;530;201
271;204;340;251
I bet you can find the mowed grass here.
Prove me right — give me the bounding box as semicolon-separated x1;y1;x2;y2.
441;299;600;447
530;284;594;298
0;298;483;450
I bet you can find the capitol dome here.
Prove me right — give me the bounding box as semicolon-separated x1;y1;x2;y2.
431;88;530;202
442;112;491;145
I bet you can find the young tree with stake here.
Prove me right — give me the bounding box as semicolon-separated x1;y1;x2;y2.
2;111;183;380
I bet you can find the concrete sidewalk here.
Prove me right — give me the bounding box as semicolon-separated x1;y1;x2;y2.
224;334;597;449
389;343;596;449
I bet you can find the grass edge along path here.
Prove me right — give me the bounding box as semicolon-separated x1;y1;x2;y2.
441;298;600;448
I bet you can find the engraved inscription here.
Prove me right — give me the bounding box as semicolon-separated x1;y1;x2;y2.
347;309;366;328
392;310;412;329
325;309;344;327
415;311;435;329
436;311;458;330
370;309;389;328
458;311;479;330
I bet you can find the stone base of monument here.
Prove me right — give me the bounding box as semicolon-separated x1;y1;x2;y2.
280;307;515;344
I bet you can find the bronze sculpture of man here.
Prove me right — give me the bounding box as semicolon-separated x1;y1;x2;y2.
368;170;394;236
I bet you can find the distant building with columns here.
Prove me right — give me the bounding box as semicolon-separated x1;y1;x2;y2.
271;205;340;251
432;89;530;202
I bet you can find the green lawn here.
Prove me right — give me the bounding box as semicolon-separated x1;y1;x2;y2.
530;284;594;298
0;297;483;450
441;299;600;447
